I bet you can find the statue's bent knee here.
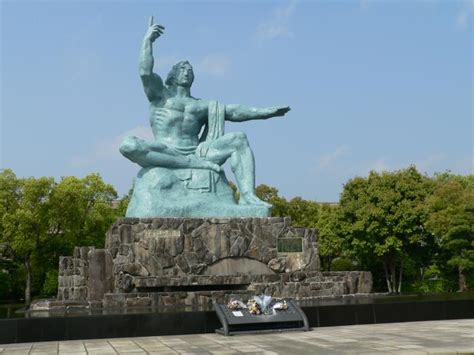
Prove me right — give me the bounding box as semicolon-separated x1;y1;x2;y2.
119;136;142;159
231;132;249;147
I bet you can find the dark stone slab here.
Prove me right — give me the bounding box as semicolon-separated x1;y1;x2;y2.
16;318;42;343
317;304;357;326
2;296;473;344
354;304;375;325
445;299;474;319
0;319;17;343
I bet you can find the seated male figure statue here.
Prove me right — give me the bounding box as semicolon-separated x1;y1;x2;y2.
120;17;290;214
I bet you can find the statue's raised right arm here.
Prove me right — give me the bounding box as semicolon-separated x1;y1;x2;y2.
139;16;165;102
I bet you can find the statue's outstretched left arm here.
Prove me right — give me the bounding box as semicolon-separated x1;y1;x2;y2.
225;104;290;122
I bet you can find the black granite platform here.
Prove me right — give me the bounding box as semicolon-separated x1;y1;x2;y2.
1;293;473;344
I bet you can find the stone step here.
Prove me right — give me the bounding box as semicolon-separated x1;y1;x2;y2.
30;298;89;311
103;278;348;308
103;290;252;308
132;271;323;289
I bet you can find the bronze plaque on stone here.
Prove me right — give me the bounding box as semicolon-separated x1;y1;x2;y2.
277;238;303;253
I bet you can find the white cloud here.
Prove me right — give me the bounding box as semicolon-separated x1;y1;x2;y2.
368;154;449;175
256;1;297;41
156;55;182;71
359;0;374;9
370;158;390;173
71;125;153;167
195;54;232;77
454;156;474;174
157;54;231;78
455;0;473;30
456;1;473;30
318;145;350;169
415;153;446;173
361;0;472;31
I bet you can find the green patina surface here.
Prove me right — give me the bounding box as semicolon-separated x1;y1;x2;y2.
120;17;291;218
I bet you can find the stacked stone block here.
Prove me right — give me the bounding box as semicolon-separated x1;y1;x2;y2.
102;270;372;309
55;217;373;308
57;246;94;301
105;217;320;294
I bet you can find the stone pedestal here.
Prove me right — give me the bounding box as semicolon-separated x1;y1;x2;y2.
126;167;271;218
55;217;372;308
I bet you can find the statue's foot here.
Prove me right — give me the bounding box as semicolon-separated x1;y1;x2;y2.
240;193;272;208
188;156;222;173
201;161;222;173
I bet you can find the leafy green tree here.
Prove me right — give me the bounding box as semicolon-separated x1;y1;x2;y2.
317;204;345;270
0;170;21;300
0;169;21;237
255;184;289;216
425;173;474;291
1;175;56;305
42;270;59;296
339;166;433;293
228;181;240;202
49;174;118;250
0;250;18;300
229;184;321;228
37;174;119;297
409;263;454;293
255;184;320;227
285;197;319;228
116;188;133;217
0;170;120;303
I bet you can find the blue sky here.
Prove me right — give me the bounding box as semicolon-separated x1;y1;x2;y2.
1;0;472;202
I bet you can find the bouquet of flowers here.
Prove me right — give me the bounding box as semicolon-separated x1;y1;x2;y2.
226;295;290;315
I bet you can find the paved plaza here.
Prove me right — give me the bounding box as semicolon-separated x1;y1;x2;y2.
0;319;473;354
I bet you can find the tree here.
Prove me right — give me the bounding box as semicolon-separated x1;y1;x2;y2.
49;174;118;250
317;204;345;271
1;175;56;305
284;197;319;228
425;173;474;291
339;166;433;293
228;181;240;203
116;188;133;217
0;170;23;300
0;170;120;303
255;184;289;217
0;169;21;236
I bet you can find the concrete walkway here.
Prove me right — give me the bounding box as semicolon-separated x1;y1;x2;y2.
1;319;473;354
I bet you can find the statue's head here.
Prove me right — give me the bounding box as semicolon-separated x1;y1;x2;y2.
166;60;194;87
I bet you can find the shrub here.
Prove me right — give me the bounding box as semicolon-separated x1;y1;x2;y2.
41;270;58;297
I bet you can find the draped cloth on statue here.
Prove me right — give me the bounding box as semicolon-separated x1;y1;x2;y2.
175;101;225;192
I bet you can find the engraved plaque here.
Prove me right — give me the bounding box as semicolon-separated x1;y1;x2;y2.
214;299;310;335
277;238;303;253
143;229;181;238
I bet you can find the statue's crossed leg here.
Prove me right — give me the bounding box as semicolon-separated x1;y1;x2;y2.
201;132;270;207
120;132;270;207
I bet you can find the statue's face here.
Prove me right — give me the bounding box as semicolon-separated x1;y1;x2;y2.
175;62;194;87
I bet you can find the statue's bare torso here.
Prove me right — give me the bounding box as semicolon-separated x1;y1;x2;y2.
150;96;208;148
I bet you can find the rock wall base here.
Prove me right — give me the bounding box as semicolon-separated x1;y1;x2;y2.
50;217;372;309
